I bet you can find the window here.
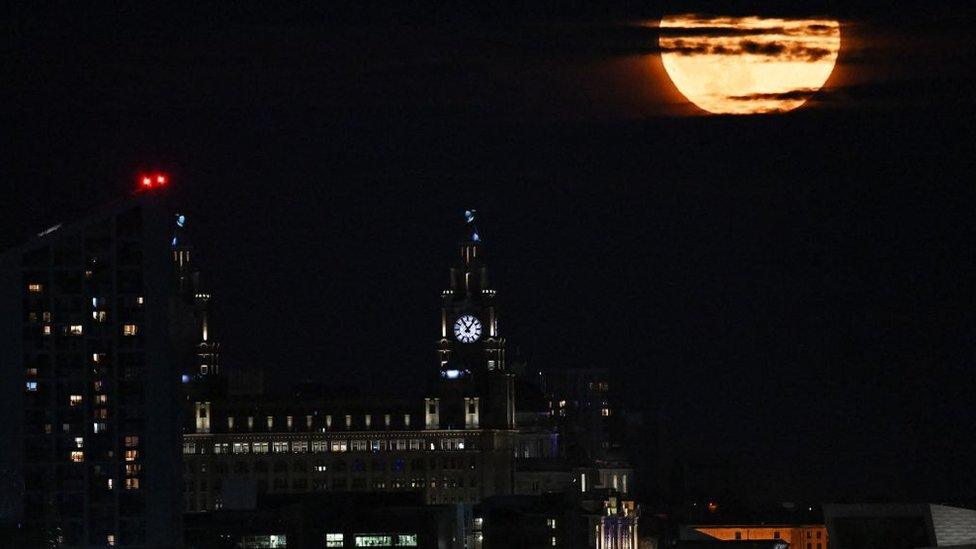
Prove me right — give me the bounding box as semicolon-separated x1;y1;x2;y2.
601;407;610;417
312;440;328;452
774;531;780;539
350;440;368;451
371;440;386;452
345;415;352;428
95;395;108;404
125;478;140;490
125;450;138;461
326;533;344;547
183;442;196;454
409;439;422;451
266;416;274;429
42;325;52;336
233;442;250;454
42;311;51;322
816;532;822;539
735;532;742;540
548;519;557;529
292;440;308;453
107;534;115;546
213;443;229;454
253;442;269;454
92;311;107;322
331;440;347;452
404;414;410;427
228;416;235;430
74;437;84;448
365;414;372;428
69;324;83;335
122;324;138;336
28;283;43;293
273;441;289;453
26;381;37;392
355;534;392;547
70;451;84;462
93;422;107;433
385;414;391;427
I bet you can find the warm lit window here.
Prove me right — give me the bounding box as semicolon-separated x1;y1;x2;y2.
548;519;557;529
252;442;269;454
292;441;308;453
227;416;235;430
233;442;250;454
42;325;52;336
92;311;107;322
122;324;138;336
397;534;418;546
551;536;557;546
273;441;289;453
355;535;393;547
125;478;140;490
345;415;352;428
107;534;115;546
28;283;43;293
350;440;367;451
601;408;611;417
125;464;142;476
247;416;254;429
326;533;344;547
125;450;138;461
331;440;347;452
69;395;82;406
42;311;51;322
125;436;139;447
69;324;83;335
183;442;196;454
70;451;84;463
25;367;38;376
96;395;108;404
92;353;103;363
136;296;144;305
266;416;274;429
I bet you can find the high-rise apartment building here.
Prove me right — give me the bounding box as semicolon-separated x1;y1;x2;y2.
0;189;185;547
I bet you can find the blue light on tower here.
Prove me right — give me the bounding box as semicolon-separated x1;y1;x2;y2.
176;214;186;228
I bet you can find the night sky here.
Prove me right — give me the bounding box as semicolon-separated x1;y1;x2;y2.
4;3;975;504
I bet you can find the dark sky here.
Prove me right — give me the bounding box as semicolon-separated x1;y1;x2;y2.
4;3;975;504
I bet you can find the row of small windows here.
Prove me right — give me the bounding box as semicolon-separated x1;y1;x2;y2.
221;413;414;431
30;323;140;337
186;437;468;455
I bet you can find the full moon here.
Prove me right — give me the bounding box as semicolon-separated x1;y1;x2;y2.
659;15;841;114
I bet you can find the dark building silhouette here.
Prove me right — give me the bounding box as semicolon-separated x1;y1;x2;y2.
0;190;186;547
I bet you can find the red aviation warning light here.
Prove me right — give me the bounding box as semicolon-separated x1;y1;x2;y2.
138;172;169;190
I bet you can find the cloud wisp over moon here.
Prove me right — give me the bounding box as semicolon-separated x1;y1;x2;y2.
658;15;841;114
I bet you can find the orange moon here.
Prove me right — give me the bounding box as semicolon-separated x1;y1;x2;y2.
659;15;841;114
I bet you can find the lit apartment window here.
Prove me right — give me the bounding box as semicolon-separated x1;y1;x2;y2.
548;519;557;529
601;408;610;417
42;311;51;322
247;416;254;429
404;414;411;428
183;442;196;455
107;534;116;546
345;414;352;428
312;440;328;452
94;408;108;419
232;443;250;454
93;422;107;433
125;436;139;447
74;437;84;448
26;381;37;392
228;416;235;430
92;310;107;322
70;451;84;463
306;415;313;428
136;296;144;305
92;353;103;363
253;442;269;454
125;450;138;461
581;473;587;493
292;441;308;453
42;325;51;336
331;440;347;452
125;478;140;490
326;533;344;547
273;441;289;453
266;416;274;429
350;440;367;451
95;395;108;404
28;283;43;293
286;415;293;429
122;324;138;336
365;414;372;428
25;367;38;376
326;415;333;428
93;381;104;392
107;478;113;490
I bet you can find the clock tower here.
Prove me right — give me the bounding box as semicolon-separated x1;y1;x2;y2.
429;211;514;430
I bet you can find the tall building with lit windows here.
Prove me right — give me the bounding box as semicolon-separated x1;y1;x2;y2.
0;189;185;547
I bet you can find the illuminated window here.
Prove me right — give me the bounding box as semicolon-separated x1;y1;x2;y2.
228;416;235;430
252;442;269;454
70;451;84;462
92;353;103;363
28;283;43;293
548;519;557;529
345;415;352;428
350;440;368;451
397;534;418;546
581;473;587;493
92;310;107;322
74;437;84;448
42;325;51;336
232;442;250;454
66;324;82;335
107;534;115;546
292;440;308;452
306;414;314;428
107;478;113;490
136;296;144;305
551;536;557;546
125;450;138;461
601;408;610;417
93;381;104;392
26;381;37;392
95;395;108;404
326;533;344;547
326;415;333;428
125;478;140;490
312;440;328;452
247;416;254;429
94;408;108;419
286;415;293;429
122;324;138;336
93;422;107;433
365;414;372;428
183;442;196;454
25;367;38;376
273;441;289;453
385;414;391;427
404;414;410;427
124;435;139;447
266;416;274;429
331;440;347;452
42;311;51;322
355;535;392;547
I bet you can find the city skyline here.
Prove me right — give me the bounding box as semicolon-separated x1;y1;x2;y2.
4;0;974;529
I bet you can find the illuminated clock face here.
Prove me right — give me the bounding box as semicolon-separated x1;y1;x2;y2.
453;315;482;343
